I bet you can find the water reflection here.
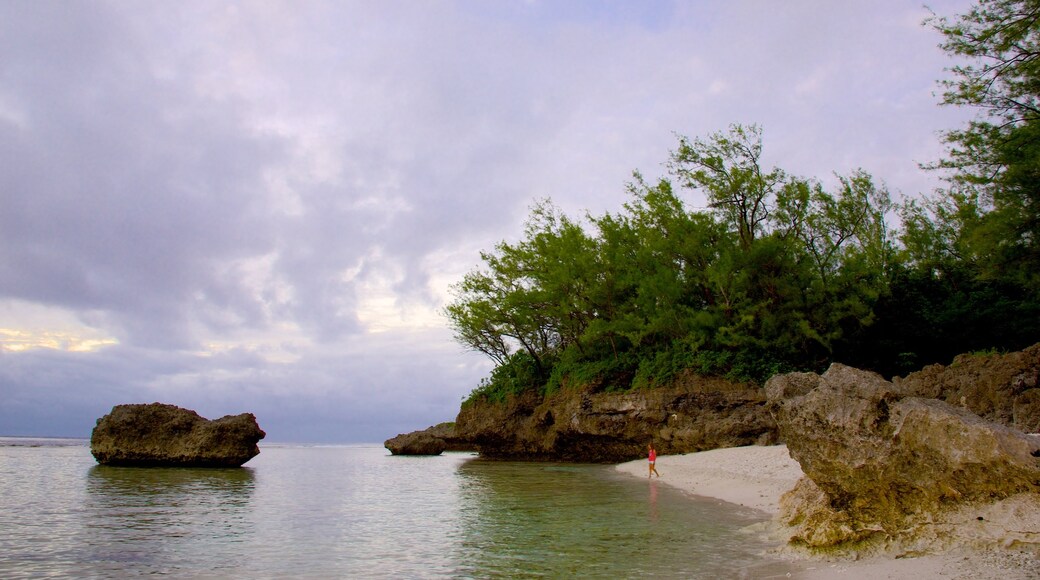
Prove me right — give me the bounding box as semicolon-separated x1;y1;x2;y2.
450;459;794;578
649;479;659;523
86;465;255;500
80;466;256;575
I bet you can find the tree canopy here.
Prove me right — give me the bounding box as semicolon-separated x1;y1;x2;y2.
446;0;1040;403
924;0;1040;285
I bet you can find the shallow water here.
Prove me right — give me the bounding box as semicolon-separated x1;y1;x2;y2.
0;438;798;578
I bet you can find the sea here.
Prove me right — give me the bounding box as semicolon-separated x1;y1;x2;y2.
0;437;802;579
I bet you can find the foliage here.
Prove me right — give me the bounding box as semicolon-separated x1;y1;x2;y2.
926;0;1040;285
463;350;550;404
446;2;1040;404
447;125;908;401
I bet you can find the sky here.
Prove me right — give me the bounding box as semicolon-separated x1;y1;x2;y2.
1;0;976;443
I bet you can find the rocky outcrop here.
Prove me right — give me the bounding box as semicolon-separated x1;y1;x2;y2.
767;364;1040;550
383;422;474;455
90;403;265;467
453;374;777;462
444;342;1040;468
385;431;447;455
893;343;1040;433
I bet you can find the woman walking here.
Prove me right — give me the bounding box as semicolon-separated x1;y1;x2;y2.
648;443;660;478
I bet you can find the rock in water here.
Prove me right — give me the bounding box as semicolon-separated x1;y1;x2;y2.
384;431;447;455
766;364;1040;549
90;403;266;467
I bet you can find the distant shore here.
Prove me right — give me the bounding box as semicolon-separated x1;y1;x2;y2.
616;445;1040;579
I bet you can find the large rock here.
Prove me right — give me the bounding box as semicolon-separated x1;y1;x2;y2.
453;373;777;462
383;422;474;455
91;403;265;467
767;364;1040;549
417;421;475;451
384;430;448;456
893;343;1040;433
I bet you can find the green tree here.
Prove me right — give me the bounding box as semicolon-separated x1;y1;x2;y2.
854;0;1040;374
445;200;599;377
928;0;1040;284
448;125;903;400
670;124;785;249
670;127;896;372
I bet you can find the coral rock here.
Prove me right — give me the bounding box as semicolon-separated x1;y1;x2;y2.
384;431;447;456
90;403;265;467
767;364;1040;549
453;375;777;462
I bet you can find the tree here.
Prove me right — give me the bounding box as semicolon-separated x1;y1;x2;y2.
444;199;598;375
928;0;1040;284
930;0;1040;130
670;124;785;249
448;125;903;399
593;176;726;348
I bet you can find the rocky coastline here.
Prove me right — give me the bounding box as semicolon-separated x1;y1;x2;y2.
451;376;778;461
388;374;779;460
766;362;1040;553
391;344;1040;463
387;344;1040;563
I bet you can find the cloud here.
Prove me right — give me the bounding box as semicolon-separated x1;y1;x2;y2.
0;0;975;441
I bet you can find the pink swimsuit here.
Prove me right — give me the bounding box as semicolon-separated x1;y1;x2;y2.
649;449;656;463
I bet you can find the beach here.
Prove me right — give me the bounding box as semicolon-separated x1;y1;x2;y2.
616;445;1040;579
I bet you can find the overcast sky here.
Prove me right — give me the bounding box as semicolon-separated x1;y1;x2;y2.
1;0;975;443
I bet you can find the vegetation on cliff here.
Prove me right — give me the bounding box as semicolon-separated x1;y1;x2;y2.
446;0;1040;403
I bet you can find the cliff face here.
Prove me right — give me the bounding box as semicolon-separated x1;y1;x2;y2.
452;375;777;462
768;363;1040;551
444;344;1040;464
894;343;1040;433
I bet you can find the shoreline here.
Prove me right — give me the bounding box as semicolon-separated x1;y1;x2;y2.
615;444;1040;579
616;444;801;514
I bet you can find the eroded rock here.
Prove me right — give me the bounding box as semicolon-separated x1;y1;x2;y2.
384;431;448;456
894;343;1040;433
453;373;777;462
768;364;1040;549
90;403;265;467
384;422;474;455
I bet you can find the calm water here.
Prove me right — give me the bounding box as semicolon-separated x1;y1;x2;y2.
0;438;799;578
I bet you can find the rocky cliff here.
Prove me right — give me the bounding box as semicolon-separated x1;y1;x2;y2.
391;344;1040;465
894;343;1040;433
451;374;777;462
767;363;1040;552
443;345;1040;463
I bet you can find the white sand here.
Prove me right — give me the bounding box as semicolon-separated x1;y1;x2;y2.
616;444;802;514
616;445;1040;579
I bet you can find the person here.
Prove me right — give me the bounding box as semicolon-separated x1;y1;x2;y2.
648;443;660;478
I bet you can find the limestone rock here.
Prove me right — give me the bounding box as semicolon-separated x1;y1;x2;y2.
383;422;474;455
893;343;1040;433
384;431;447;456
453;373;777;462
422;421;474;451
767;364;1040;549
91;403;265;467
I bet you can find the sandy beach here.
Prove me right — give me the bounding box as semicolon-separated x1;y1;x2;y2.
616;445;1040;579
